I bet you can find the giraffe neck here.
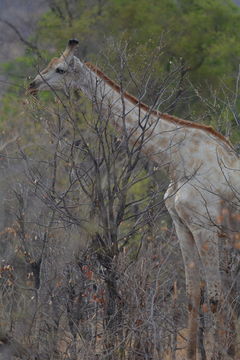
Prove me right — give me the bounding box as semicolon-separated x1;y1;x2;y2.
73;58;237;183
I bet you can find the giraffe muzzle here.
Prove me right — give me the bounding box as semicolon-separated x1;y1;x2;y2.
27;81;38;96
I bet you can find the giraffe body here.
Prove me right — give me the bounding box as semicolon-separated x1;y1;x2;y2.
29;40;240;359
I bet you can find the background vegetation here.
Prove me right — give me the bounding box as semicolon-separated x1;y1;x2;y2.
0;0;240;359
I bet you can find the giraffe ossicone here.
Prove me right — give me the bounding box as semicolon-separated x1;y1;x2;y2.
28;39;240;360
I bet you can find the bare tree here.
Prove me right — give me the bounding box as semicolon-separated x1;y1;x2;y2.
1;41;240;360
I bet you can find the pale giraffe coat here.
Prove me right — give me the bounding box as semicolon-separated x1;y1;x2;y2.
29;39;240;360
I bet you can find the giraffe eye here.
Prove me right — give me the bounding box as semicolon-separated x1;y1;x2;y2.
56;68;66;74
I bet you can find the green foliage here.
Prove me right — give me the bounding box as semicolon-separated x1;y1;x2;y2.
1;0;240;140
105;0;240;86
37;7;96;50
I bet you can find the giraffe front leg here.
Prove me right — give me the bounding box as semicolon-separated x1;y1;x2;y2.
173;223;201;360
165;192;201;360
190;227;235;360
173;185;235;359
185;258;201;360
172;182;238;359
179;231;201;360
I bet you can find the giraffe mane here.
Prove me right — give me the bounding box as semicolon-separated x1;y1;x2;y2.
85;62;234;149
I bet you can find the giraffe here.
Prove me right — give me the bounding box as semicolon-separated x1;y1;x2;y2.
28;39;240;359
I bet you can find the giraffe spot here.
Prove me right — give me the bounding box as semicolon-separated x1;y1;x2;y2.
188;261;195;269
221;207;229;216
216;215;224;225
159;138;169;148
189;145;198;153
192;138;200;146
201;241;209;252
232;213;240;221
233;240;240;249
202;303;209;313
234;233;240;241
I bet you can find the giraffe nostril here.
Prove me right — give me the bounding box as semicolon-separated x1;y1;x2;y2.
27;81;38;96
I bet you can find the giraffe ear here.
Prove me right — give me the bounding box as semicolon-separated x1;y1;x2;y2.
62;39;79;59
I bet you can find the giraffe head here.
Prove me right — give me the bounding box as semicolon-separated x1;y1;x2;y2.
28;39;82;95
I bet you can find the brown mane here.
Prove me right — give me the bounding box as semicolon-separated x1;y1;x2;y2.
85;62;234;149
